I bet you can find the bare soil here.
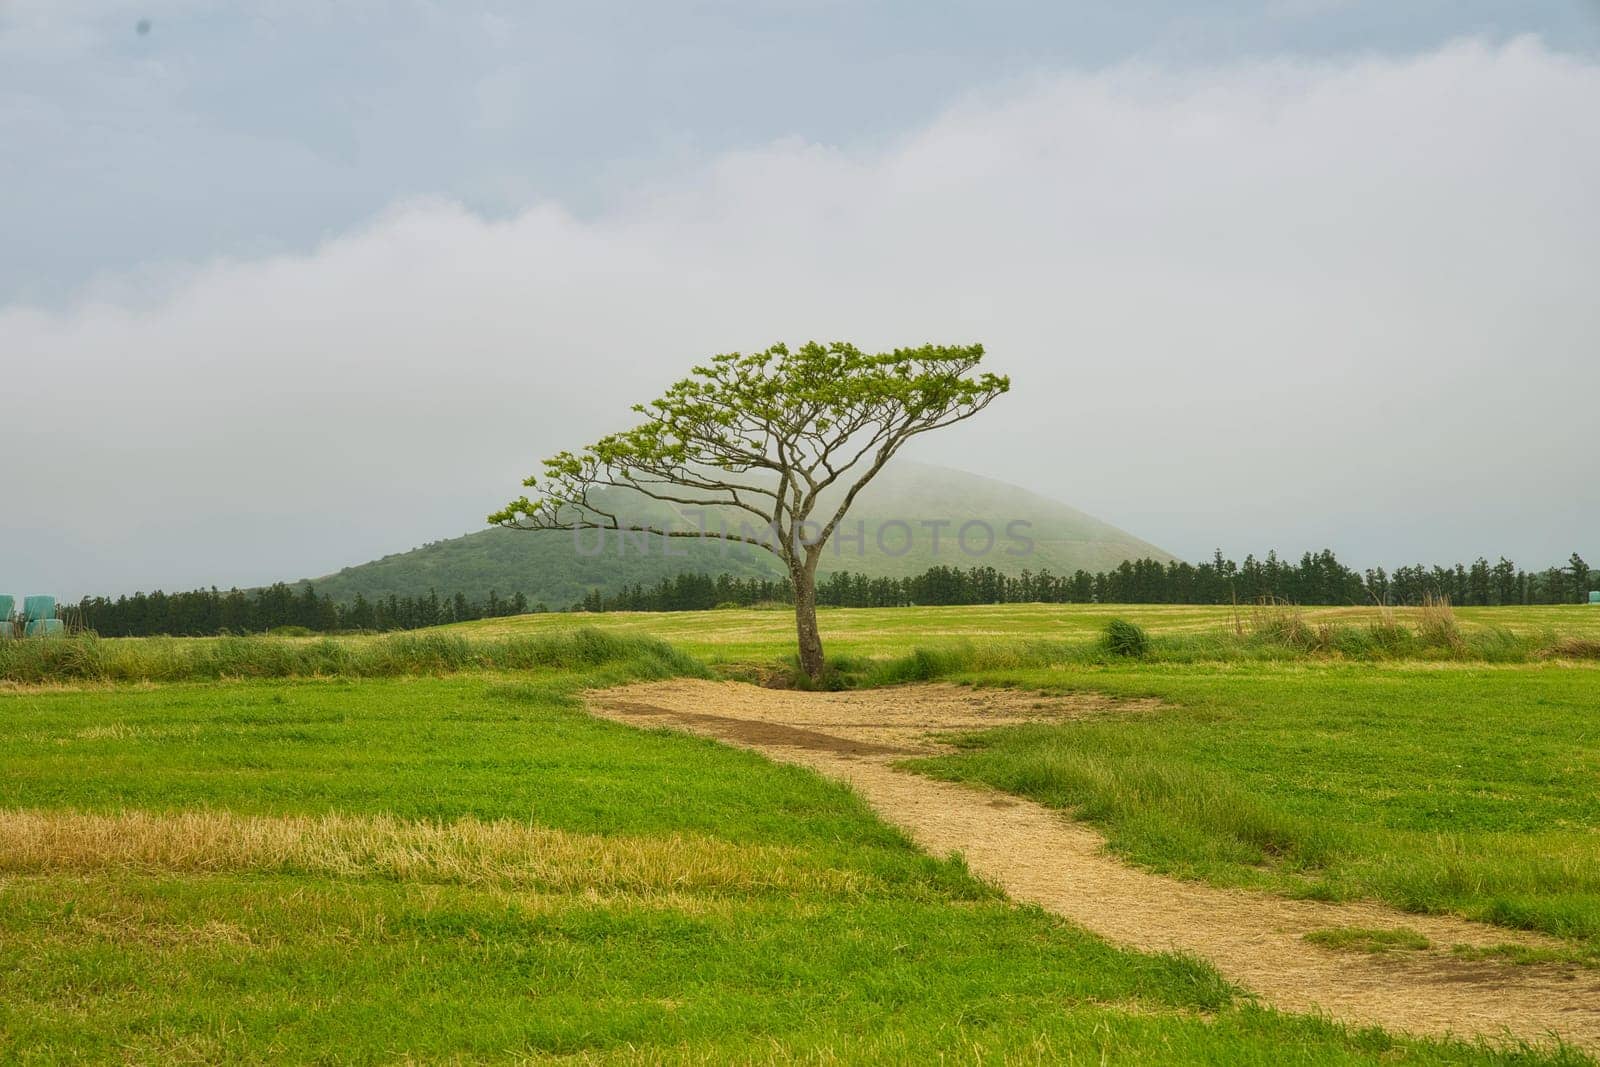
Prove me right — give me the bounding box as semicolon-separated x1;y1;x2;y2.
590;679;1600;1052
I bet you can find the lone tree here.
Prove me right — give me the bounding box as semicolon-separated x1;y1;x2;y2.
489;341;1008;680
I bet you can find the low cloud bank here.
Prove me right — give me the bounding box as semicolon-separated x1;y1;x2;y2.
4;38;1596;595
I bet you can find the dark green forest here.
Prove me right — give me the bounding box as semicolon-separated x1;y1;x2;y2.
583;550;1595;613
62;583;543;638
63;549;1595;637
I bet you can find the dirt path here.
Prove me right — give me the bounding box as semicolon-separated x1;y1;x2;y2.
590;679;1600;1052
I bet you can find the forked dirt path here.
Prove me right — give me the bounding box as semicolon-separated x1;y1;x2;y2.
590;679;1600;1052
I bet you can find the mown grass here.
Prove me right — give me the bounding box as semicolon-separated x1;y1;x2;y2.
14;871;1560;1066
911;662;1600;957
6;669;1567;1064
6;606;1600;1061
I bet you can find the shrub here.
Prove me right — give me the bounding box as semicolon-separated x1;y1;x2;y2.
1103;619;1149;658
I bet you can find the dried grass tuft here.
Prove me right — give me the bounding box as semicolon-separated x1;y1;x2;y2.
1417;594;1463;650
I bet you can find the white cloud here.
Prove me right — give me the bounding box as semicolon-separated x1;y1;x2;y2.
3;37;1597;595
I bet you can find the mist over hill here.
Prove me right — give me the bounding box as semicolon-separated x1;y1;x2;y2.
295;462;1173;607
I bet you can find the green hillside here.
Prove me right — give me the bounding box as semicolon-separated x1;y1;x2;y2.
296;463;1174;607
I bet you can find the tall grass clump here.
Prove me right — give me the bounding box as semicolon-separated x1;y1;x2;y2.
1103;619;1150;658
811;639;1097;689
1227;594;1543;663
865;645;980;685
0;628;702;685
1246;598;1318;652
1416;594;1463;651
1545;636;1600;661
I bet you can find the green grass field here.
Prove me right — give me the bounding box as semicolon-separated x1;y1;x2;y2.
914;663;1600;955
456;602;1600;664
3;605;1598;1062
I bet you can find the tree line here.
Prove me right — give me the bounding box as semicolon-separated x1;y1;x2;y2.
582;550;1595;612
73;584;547;638
68;549;1593;637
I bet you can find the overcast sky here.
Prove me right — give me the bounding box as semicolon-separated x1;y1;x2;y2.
3;2;1599;597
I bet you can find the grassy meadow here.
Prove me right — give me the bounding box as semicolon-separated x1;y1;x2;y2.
2;603;1599;1062
915;663;1600;957
455;602;1600;664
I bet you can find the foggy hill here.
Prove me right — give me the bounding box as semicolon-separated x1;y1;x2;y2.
294;462;1174;607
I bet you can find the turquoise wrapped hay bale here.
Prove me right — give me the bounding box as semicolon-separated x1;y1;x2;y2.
1591;591;1600;605
25;618;65;637
0;595;13;619
23;595;56;622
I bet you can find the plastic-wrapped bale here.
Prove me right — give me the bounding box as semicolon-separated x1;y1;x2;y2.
23;595;56;622
0;595;13;639
1591;591;1600;605
26;618;65;637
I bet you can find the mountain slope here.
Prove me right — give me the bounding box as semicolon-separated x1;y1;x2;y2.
296;463;1174;606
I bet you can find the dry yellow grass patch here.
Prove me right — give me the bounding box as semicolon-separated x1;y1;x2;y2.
0;809;872;896
62;912;258;949
72;722;142;741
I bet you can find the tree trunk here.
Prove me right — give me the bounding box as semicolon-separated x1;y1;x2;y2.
791;560;825;682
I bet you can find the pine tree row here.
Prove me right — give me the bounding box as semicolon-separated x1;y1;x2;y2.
67;550;1594;637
